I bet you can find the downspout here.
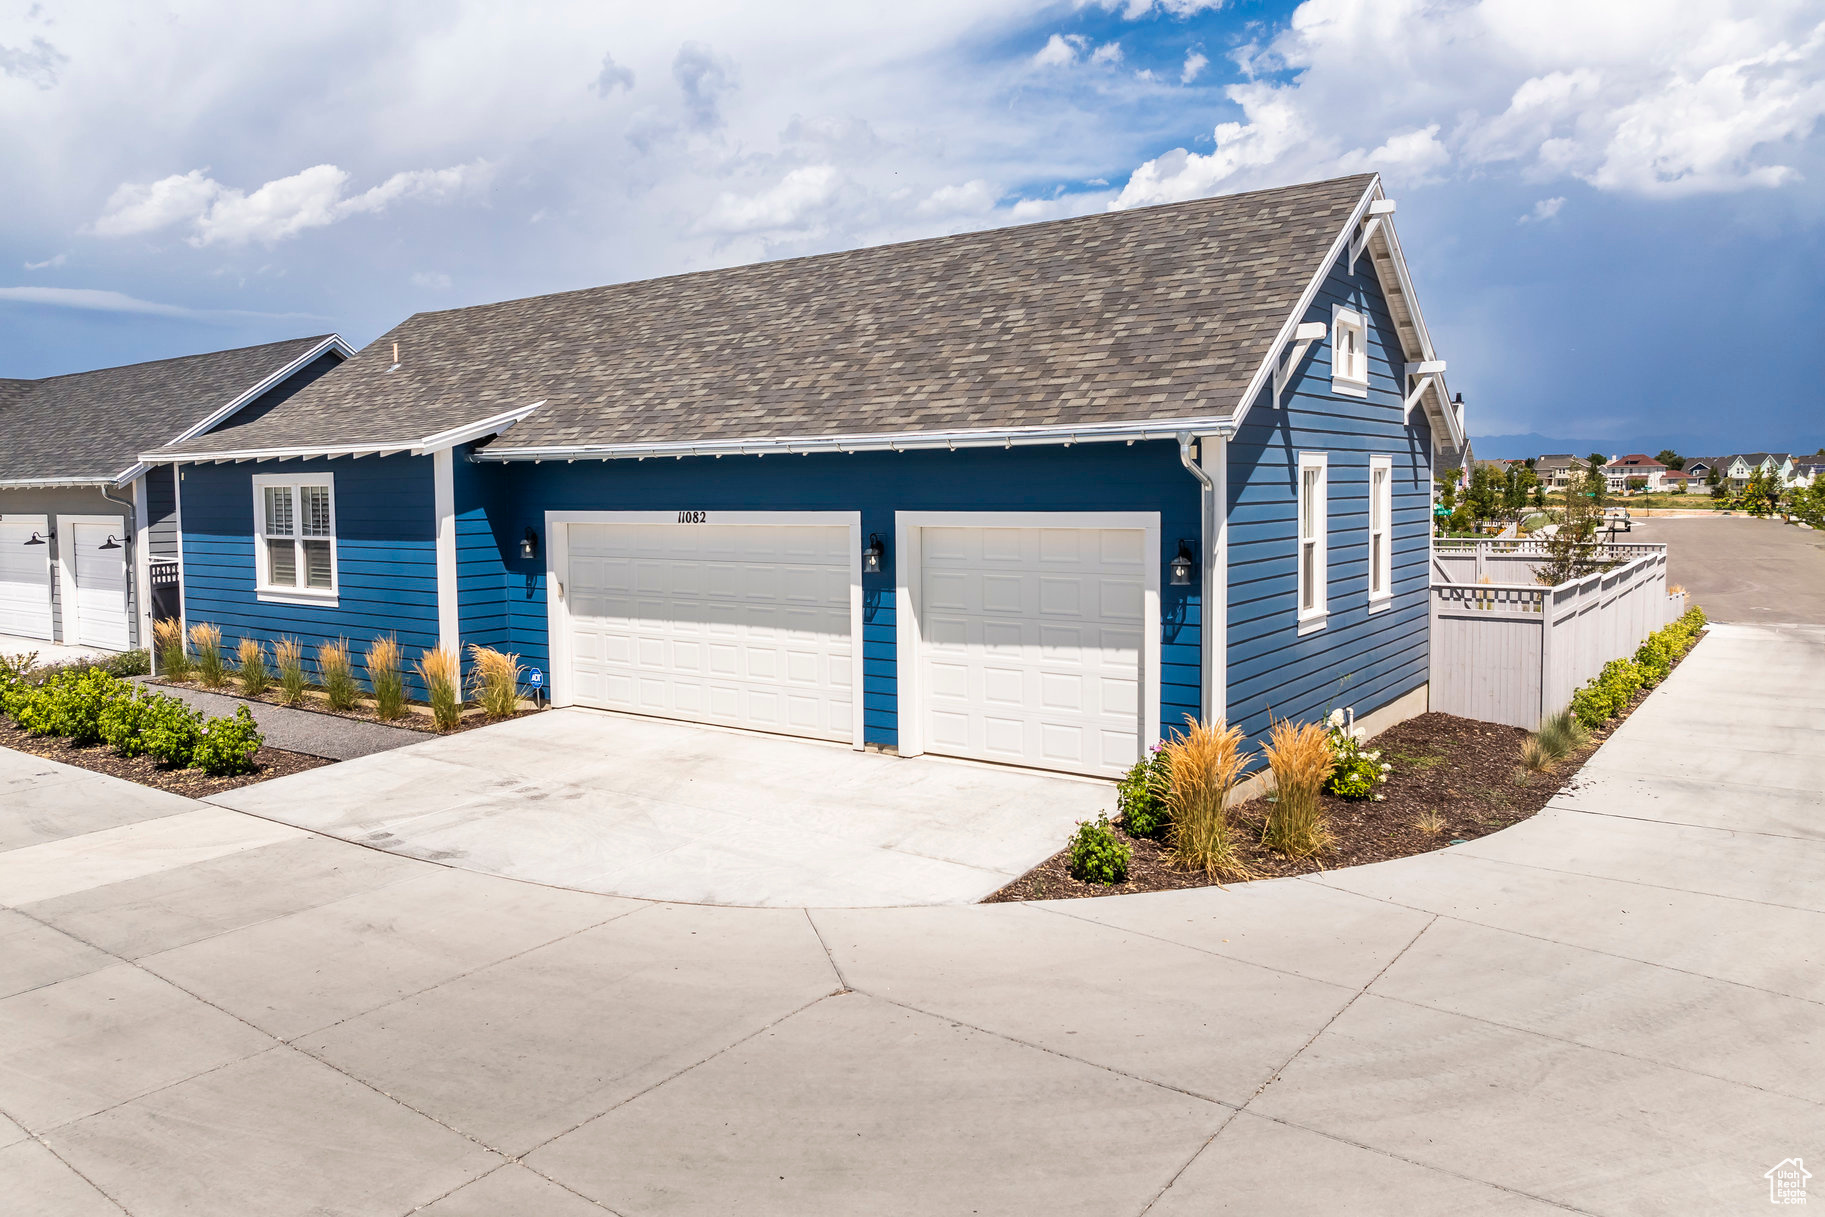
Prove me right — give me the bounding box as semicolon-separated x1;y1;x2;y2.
1177;434;1215;724
100;481;141;656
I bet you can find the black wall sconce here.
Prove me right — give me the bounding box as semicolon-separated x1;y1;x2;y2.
520;527;540;560
22;528;53;546
99;534;125;551
1169;539;1197;587
862;532;886;575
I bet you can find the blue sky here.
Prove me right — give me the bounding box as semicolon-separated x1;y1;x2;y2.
3;0;1821;458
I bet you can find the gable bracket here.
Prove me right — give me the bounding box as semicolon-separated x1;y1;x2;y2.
1272;322;1329;408
1404;360;1446;419
1349;199;1396;275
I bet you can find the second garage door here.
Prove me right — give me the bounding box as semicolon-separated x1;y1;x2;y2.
561;519;857;743
0;518;54;640
916;524;1148;778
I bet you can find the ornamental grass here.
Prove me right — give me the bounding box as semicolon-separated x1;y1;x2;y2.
365;636;406;721
1261;717;1334;859
152;618;189;680
1163;716;1253;880
415;646;463;731
235;637;269;697
467;645;523;720
317;638;359;711
273;637;307;706
189;622;225;689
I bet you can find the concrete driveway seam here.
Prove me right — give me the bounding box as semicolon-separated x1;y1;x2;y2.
1427;841;1825;917
395;1160;626;1217
6;1128;133;1217
1548;801;1825;843
801;907;852;992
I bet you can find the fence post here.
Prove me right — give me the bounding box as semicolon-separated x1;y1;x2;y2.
1538;581;1557;727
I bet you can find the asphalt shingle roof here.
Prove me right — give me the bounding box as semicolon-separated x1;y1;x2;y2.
152;175;1376;458
1;336;332;483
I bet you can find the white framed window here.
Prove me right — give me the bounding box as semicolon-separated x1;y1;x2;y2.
1331;305;1368;397
1297;452;1328;633
252;474;337;603
1368;455;1393;610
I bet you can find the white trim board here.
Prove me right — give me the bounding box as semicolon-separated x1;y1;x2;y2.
543;509;866;750
892;510;1163;766
250;471;339;607
433;449;458;653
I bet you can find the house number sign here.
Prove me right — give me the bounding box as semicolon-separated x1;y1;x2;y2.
676;510;708;523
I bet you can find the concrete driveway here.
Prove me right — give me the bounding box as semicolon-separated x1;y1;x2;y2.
3;617;1821;1215
206;709;1113;906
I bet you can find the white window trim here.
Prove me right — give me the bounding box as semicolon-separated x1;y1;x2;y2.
1297;453;1329;634
251;472;339;605
1331;305;1368;398
1368;455;1393;612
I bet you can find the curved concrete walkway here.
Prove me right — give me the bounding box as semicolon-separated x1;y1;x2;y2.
0;622;1820;1216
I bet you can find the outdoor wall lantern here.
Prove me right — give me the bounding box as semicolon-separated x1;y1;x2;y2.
520;527;540;560
99;534;126;551
22;528;52;546
862;532;885;575
1169;539;1196;587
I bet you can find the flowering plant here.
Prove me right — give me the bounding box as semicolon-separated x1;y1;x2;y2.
1322;708;1391;800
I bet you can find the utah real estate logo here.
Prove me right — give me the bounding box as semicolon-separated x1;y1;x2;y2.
1766;1158;1810;1205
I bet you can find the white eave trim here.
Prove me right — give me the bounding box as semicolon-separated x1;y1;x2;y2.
138;399;545;465
166;334;356;446
0;475;122;489
472;414;1241;463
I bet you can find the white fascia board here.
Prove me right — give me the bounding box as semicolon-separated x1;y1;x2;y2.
474;415;1240;463
0;476;119;488
167;334;355;446
412;400;545;454
1227;176;1381;433
143;441;408;464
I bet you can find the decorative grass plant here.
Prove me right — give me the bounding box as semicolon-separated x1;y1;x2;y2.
1262;718;1334;859
365;636;406;721
273;637;307;706
189;623;225;689
236;637;269;696
467;645;523;720
317;638;359;711
1162;716;1252;880
153;618;189;680
415;646;463;730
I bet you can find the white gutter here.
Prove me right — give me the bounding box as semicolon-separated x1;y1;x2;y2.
0;476;120;488
476;415;1239;463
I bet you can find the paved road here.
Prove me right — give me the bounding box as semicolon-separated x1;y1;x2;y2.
2;619;1820;1215
1631;515;1825;625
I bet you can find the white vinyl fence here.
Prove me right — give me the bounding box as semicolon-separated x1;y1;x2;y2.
1429;540;1687;729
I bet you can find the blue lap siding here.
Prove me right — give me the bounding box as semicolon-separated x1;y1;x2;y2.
177;455;440;692
471;441;1205;749
1225;246;1433;764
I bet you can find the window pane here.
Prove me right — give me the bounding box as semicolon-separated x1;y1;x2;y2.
267;538;296;586
1302;542;1315;611
300;485;332;538
264;486;293;537
1301;469;1318;537
303;539;333;590
1372;542;1384;594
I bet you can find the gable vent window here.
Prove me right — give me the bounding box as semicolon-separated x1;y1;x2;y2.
1332;306;1368;397
254;474;337;602
1298;452;1329;633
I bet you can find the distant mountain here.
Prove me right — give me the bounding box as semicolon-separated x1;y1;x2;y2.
1469;432;1822;462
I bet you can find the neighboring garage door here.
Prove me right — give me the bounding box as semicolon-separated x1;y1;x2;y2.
67;522;132;651
0;518;54;640
916;524;1147;778
561;518;857;743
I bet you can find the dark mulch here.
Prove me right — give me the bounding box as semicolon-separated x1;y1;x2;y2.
145;677;546;735
987;635;1702;902
0;719;331;797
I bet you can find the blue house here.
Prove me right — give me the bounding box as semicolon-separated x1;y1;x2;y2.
144;174;1466;780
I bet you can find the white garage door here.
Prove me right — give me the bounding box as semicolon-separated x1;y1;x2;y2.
68;522;132;651
563;520;856;742
919;525;1145;778
0;519;54;640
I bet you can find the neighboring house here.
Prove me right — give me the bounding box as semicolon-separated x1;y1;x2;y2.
1790;460;1825;488
0;337;350;652
1533;454;1586;490
1695;453;1795;493
144;173;1468;780
1603;454;1667;493
1659;470;1695;493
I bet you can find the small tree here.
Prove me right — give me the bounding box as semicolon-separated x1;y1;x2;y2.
1466;464;1501;522
1656;449;1684;471
1534;471;1615;585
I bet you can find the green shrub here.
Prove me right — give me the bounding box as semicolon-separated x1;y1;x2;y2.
99;690;153;757
1635;635;1673;687
1570;682;1610;730
29;668;123;744
1322;709;1389;801
140;695;204;767
1067;813;1131;885
193;705;263;776
1116;747;1172;839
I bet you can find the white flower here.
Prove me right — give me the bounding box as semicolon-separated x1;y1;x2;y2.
1380;763;1392;772
1327;709;1345;728
1352;728;1367;742
1374;793;1385;801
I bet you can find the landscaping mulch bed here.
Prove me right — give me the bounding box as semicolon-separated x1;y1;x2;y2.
0;719;330;797
987;634;1702;902
144;677;545;735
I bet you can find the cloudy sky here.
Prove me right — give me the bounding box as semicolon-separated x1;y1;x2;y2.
3;0;1821;456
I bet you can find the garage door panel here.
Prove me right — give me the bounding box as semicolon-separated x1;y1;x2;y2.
0;522;54;640
919;524;1144;778
565;521;854;743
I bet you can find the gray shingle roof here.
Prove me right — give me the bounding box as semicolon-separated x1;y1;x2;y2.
152;175;1376;458
0;336;333;483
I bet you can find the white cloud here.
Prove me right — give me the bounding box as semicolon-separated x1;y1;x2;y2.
90;160;493;246
918;179;998;217
594;51;634;97
411;271;453;288
699;164;840;234
23;253;66;270
1033;34;1085;68
0;285;319;320
1090;42;1124;66
1101;0;1228;15
1337;124;1450;179
1518;196;1566;224
0;35;66;88
1181;50;1208;83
